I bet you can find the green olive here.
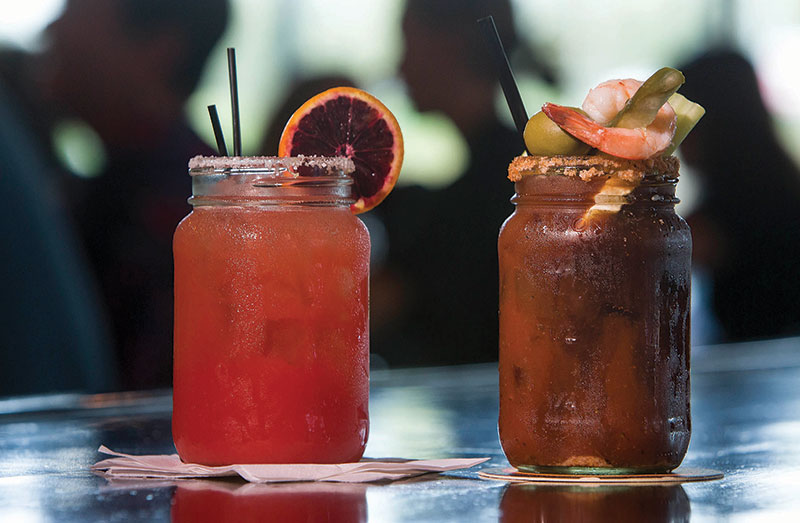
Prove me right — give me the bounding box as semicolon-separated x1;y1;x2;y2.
524;109;591;156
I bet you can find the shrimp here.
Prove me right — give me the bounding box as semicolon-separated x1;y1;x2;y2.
582;79;643;125
542;101;676;160
542;78;677;160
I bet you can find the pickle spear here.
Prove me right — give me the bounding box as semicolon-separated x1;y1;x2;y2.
608;67;685;129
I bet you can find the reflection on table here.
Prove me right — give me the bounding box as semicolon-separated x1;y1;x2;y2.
171;480;367;522
499;484;689;522
1;336;799;521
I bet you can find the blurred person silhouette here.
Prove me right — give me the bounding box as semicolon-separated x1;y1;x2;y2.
259;75;356;156
0;47;61;166
372;0;555;366
0;54;116;396
679;49;800;342
35;0;230;390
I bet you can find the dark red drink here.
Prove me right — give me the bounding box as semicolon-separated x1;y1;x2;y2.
498;156;691;473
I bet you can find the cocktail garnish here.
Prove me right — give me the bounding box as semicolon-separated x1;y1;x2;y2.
524;109;592;156
536;68;703;160
278;87;404;214
662;93;706;156
606;67;685;129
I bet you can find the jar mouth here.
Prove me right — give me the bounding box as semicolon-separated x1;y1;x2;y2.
510;158;680;212
507;154;680;183
187;156;356;206
188;155;356;178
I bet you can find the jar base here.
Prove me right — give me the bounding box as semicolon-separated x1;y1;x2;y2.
516;465;673;476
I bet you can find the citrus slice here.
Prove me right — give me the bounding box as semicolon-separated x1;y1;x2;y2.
278;87;403;214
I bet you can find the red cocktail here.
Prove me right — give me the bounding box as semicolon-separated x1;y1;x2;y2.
173;156;369;465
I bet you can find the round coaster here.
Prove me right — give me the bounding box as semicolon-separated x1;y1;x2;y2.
478;466;723;485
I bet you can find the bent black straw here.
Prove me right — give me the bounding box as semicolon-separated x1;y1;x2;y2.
477;16;529;152
227;47;242;156
207;105;228;156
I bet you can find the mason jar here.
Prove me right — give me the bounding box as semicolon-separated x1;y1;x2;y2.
498;155;691;474
173;156;370;465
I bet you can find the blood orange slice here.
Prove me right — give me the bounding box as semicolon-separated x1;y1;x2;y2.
278;87;403;214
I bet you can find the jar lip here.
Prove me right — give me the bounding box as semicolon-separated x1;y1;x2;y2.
508;154;680;183
188;155;356;177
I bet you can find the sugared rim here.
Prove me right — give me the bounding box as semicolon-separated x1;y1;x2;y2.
188;155;356;175
508;155;680;183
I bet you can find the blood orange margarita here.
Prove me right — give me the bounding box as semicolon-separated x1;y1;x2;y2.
173;156;369;465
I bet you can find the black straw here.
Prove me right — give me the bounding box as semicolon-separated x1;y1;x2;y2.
207;105;228;156
227;47;242;156
477;16;529;151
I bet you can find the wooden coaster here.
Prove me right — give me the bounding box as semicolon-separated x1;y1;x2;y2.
478;466;723;485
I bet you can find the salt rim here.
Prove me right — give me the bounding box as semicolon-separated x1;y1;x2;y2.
508;154;680;183
188;155;355;174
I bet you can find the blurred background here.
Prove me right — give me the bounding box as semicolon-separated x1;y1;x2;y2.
5;0;800;190
2;0;800;395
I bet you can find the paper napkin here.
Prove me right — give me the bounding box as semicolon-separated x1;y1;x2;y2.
92;446;489;483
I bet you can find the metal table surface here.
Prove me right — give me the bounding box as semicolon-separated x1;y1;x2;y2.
1;337;799;522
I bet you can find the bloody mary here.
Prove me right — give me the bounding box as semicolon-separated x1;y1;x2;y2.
498;155;691;474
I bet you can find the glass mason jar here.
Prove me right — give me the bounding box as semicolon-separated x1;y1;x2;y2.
498;155;691;474
173;156;370;465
